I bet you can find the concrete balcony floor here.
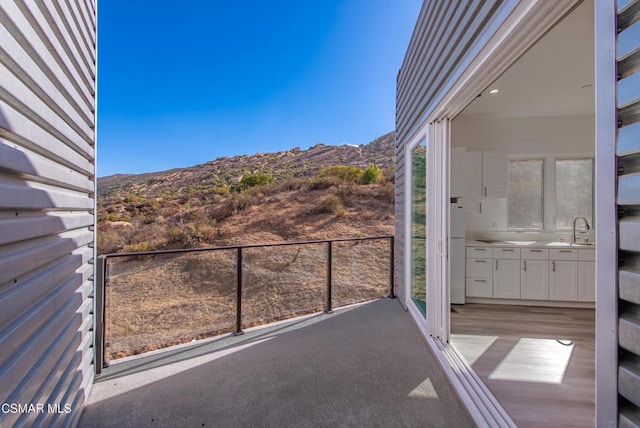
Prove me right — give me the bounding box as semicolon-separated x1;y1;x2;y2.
79;299;473;427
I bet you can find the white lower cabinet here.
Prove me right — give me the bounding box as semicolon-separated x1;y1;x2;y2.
521;259;549;300
493;259;521;298
578;261;595;302
466;278;493;298
549;260;579;301
466;245;594;304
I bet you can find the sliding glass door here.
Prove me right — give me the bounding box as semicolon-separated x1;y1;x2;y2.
410;140;427;317
406;120;449;340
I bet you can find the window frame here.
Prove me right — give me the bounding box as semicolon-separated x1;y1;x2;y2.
507;154;594;232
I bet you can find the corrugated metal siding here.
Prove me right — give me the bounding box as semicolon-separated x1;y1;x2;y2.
618;0;640;425
395;1;507;305
396;0;505;148
0;0;96;426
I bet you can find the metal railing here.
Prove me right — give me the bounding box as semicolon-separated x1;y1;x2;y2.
95;235;394;374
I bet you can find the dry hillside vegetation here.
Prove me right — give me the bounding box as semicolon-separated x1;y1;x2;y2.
97;132;395;253
105;240;391;359
99;132;395;359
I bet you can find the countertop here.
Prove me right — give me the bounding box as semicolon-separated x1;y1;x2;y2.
466;240;595;249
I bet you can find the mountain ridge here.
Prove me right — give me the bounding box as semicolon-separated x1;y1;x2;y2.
98;131;394;198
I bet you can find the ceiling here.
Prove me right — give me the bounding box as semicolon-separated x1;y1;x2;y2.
459;0;594;119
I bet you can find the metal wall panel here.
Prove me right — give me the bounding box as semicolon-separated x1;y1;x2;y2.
0;0;96;426
395;0;507;307
618;0;640;424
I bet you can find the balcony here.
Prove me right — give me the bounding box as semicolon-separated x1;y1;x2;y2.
80;236;473;426
80;299;473;427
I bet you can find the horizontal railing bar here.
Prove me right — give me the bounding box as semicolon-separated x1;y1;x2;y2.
99;235;395;260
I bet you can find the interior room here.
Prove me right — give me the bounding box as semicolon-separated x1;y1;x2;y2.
448;1;595;426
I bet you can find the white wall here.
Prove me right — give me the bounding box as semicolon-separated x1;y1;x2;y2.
452;115;594;153
452;115;595;238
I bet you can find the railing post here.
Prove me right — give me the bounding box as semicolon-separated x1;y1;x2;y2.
388;237;396;298
95;256;109;374
235;247;244;335
325;241;333;314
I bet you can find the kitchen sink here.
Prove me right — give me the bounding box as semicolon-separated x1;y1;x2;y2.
546;241;595;247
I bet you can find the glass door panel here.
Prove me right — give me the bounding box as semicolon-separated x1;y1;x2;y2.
411;141;427;317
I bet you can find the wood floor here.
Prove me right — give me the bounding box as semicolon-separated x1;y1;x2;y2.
451;303;595;428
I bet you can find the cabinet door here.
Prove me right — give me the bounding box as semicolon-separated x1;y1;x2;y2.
578;261;595;302
466;258;492;278
521;259;549;300
482;151;508;198
451;148;465;198
493;259;521;298
464;151;482;214
549;260;578;301
466;278;493;298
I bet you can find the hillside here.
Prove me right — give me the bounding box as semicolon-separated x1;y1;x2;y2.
98;132;395;198
97;132;396;255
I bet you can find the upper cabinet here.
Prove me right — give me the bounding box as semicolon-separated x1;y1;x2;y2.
482;151;508;198
451;148;466;197
461;150;508;214
463;151;483;214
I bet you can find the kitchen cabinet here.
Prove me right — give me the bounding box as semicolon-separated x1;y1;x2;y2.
493;258;521;298
451;148;465;198
549;260;578;301
466;258;492;278
578;261;595;302
465;245;493;298
466;244;594;305
482;151;508;198
549;249;578;301
466;278;493;298
463;151;507;214
463;151;482;214
521;259;549;300
520;248;549;300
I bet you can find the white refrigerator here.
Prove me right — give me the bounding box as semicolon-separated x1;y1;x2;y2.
450;199;466;304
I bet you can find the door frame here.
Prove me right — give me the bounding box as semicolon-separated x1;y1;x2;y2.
401;0;606;425
404;126;430;339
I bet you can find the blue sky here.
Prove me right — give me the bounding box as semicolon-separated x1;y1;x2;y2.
97;1;422;177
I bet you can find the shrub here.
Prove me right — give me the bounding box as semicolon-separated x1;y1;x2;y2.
312;195;346;217
276;177;310;192
123;242;150;253
318;165;363;184
238;172;274;189
231;192;256;213
361;163;383;184
309;175;342;190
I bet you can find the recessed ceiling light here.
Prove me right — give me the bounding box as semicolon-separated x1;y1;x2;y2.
489;88;500;94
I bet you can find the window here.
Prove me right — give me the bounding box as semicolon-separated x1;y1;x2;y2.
555;159;593;229
508;159;544;229
507;156;594;231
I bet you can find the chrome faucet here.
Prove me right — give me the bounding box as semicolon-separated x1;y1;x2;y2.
572;217;591;243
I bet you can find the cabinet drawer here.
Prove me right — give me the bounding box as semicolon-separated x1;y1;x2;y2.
466;247;492;259
492;247;521;259
521;248;548;260
466;278;493;298
550;249;578;260
579;249;595;261
466;258;492;278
